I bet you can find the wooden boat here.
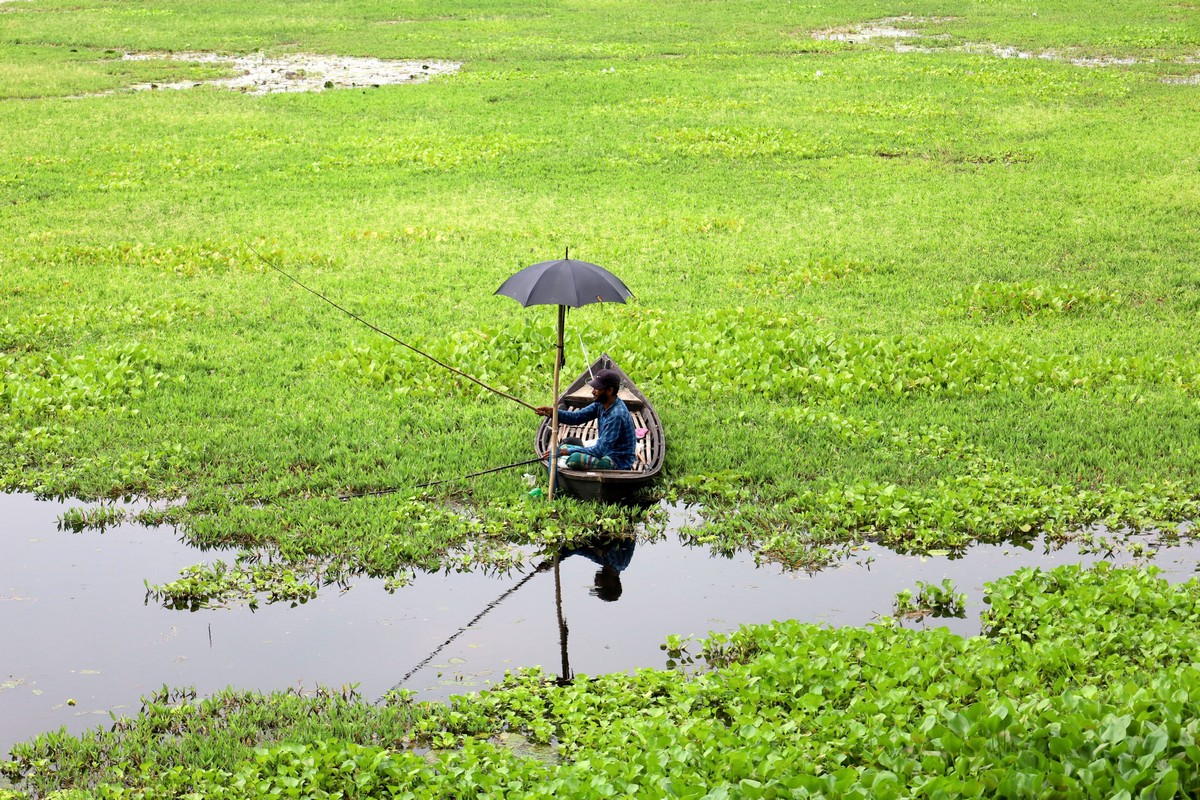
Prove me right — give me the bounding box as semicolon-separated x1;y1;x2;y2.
535;353;665;503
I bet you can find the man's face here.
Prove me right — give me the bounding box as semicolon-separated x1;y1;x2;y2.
592;384;615;403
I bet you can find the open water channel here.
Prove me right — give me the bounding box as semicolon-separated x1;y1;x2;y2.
3;490;1199;756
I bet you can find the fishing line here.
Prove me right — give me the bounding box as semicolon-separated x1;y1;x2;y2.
249;245;536;411
338;456;545;500
578;330;594;381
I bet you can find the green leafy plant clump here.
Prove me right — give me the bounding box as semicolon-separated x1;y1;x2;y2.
675;405;1200;564
1;685;424;798
893;578;967;619
960;281;1124;319
0;342;177;420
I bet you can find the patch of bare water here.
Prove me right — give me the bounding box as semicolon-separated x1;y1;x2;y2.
3;491;1199;757
121;52;460;95
810;16;1198;78
962;43;1143;67
811;17;927;44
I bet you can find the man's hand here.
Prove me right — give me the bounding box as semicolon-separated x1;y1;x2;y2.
535;406;553;417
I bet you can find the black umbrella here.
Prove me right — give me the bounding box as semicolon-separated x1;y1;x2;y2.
496;249;633;500
495;256;633;308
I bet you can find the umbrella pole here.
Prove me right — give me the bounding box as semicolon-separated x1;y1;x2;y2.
548;304;566;501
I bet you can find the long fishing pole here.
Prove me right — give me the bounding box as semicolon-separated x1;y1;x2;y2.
338;455;545;500
249;245;536;411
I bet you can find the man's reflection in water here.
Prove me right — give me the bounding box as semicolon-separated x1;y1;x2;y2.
539;535;636;602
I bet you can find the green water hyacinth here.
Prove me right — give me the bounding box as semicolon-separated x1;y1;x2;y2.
893;578;967;619
960;281;1124;319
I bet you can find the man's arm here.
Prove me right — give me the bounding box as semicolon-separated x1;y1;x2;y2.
546;402;600;426
535;403;602;455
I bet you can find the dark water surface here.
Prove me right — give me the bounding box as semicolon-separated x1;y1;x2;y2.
3;492;1198;756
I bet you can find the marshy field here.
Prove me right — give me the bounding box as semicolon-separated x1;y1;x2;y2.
2;0;1200;796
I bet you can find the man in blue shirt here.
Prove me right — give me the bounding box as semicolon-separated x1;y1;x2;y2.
535;368;637;470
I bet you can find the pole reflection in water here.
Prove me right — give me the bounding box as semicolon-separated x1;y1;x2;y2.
554;555;569;685
548;534;638;684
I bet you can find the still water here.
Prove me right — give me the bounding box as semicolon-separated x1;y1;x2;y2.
2;492;1198;756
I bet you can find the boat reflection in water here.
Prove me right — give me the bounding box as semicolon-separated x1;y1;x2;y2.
540;534;638;684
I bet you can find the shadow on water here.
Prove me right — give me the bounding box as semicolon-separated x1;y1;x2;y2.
3;491;1199;756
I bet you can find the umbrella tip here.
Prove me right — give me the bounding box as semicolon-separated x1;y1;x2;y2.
565;246;569;261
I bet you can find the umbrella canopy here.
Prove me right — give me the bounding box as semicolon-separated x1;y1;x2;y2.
496;251;633;502
495;256;632;308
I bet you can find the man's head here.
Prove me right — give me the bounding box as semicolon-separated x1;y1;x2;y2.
588;369;619;393
587;369;621;402
590;565;623;602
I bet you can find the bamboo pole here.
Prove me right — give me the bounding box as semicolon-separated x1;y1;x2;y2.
548;304;565;501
